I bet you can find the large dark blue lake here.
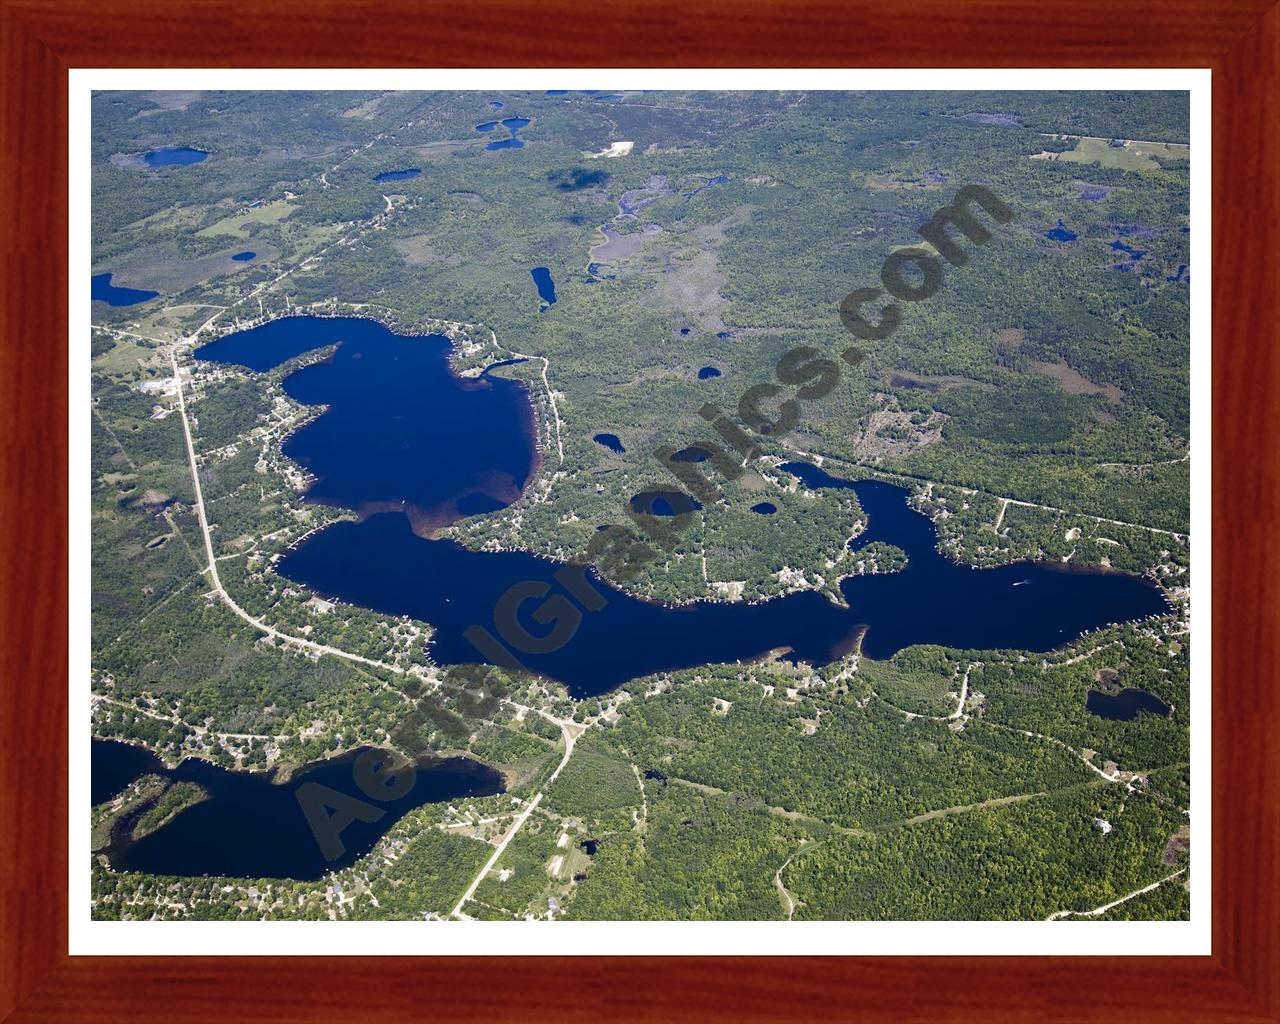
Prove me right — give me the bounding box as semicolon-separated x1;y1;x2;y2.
197;315;1170;699
194;316;537;532
93;739;503;880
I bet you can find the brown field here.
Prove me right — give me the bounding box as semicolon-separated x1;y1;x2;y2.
886;370;986;394
105;243;281;295
341;95;385;119
393;235;463;266
1162;825;1191;866
132;91;202;118
590;224;662;262
1030;359;1125;403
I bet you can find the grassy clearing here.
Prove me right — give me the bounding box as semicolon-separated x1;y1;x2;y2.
93;339;162;377
1045;137;1188;173
129;205;207;233
197;199;295;238
473;818;565;917
341;96;384;119
279;221;343;256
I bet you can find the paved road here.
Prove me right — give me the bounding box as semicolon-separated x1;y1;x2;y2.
450;717;583;920
169;347;402;677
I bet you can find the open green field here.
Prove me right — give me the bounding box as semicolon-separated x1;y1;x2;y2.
1043;136;1189;172
197;198;296;238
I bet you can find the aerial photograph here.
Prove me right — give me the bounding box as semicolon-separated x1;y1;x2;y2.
89;89;1192;923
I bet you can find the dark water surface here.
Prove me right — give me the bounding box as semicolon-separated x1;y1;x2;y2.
594;433;625;453
92;739;162;804
486;117;530;150
143;146;208;168
685;174;729;200
531;266;557;305
1045;219;1078;242
194;316;536;530
277;480;1167;698
1086;688;1171;721
630;491;704;516
92;273;159;306
93;740;503;880
1110;240;1147;260
231;251;256;262
200;315;1171;699
373;168;422;182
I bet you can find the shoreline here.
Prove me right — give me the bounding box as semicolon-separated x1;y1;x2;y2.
187;306;1178;701
90;733;502;793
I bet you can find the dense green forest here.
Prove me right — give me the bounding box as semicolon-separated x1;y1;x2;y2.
91;89;1192;922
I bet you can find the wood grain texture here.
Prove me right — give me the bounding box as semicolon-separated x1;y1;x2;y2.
1;0;1276;1020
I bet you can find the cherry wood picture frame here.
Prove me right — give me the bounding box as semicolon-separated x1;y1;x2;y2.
3;1;1277;1020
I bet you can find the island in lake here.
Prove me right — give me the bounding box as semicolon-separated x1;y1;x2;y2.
90;88;1192;924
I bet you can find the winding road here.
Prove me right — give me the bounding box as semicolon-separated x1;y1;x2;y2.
1047;868;1187;920
169;347;404;677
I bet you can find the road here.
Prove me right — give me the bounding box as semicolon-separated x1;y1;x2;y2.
153;190;424;685
478;325;564;467
173;320;590;917
449;717;583;920
948;662;976;721
783;443;1188;540
168;346;405;678
871;660;977;724
96;112;594;752
1047;868;1187;920
1038;133;1189;148
774;840;820;920
983;719;1133;782
449;792;546;920
630;763;649;832
91;693;287;745
993;498;1009;532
